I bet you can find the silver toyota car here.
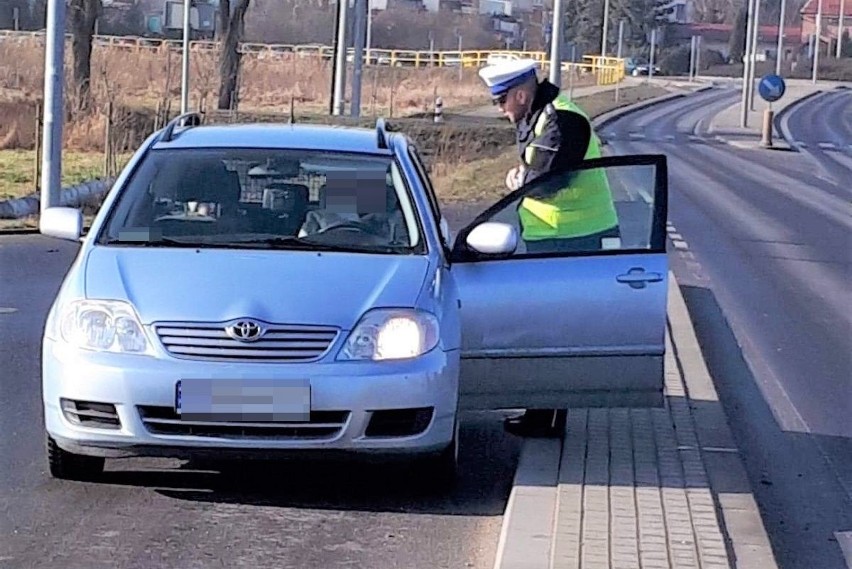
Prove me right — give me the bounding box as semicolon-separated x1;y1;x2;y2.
39;114;670;487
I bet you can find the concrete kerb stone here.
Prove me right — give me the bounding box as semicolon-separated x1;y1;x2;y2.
0;178;114;222
774;89;826;151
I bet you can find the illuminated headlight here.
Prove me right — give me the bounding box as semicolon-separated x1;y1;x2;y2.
339;309;440;361
57;300;154;355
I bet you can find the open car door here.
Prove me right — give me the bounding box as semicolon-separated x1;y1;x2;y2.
450;154;669;410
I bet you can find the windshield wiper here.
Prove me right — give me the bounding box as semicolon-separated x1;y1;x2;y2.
102;236;215;248
229;236;404;254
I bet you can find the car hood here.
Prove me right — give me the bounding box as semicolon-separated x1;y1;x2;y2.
83;246;431;329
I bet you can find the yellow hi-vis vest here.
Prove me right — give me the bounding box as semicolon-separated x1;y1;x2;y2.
518;93;619;241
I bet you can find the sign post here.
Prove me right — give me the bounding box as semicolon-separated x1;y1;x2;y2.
757;73;786;147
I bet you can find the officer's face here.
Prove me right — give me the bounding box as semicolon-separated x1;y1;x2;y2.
497;87;531;123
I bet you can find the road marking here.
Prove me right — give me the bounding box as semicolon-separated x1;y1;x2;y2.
834;531;852;568
818;142;836;150
669;232;684;240
665;134;676;141
795;141;808;148
671;239;689;250
628;132;645;139
0;307;18;314
638;189;652;204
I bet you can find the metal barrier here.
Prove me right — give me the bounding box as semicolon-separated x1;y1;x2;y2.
0;29;625;86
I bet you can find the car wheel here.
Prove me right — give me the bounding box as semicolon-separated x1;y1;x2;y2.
47;435;105;481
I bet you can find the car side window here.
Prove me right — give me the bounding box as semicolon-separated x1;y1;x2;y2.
452;156;667;260
408;146;444;230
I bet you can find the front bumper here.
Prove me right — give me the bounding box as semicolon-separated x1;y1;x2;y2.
42;338;459;460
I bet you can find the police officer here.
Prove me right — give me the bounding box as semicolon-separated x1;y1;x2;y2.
478;59;621;437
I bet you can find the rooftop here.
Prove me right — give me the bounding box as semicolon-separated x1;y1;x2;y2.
152;122;396;153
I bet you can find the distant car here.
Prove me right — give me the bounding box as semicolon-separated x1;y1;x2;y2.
486;52;521;66
39;113;670;489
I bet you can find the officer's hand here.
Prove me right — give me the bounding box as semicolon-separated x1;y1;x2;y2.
505;165;526;191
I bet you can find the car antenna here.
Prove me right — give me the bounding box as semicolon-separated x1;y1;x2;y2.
161;112;203;143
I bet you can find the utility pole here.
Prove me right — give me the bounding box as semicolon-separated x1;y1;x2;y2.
813;0;823;83
776;0;787;74
601;0;610;57
549;0;565;86
457;33;463;81
649;28;657;81
740;0;757;127
689;35;697;81
181;0;192;114
350;0;367;117
615;20;624;101
748;0;762;110
40;0;65;216
332;0;350;115
836;0;845;58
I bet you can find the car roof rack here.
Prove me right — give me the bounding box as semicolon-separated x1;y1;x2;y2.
376;117;388;149
160;112;203;143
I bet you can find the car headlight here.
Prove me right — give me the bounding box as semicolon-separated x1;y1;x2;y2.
58;299;154;355
338;308;440;361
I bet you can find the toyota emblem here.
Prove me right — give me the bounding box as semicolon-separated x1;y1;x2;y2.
226;319;264;342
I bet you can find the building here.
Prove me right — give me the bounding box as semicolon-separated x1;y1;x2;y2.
800;0;852;49
665;22;804;61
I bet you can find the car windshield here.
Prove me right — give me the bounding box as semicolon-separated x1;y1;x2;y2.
97;147;424;254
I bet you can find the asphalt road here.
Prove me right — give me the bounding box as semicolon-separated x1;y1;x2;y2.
783;88;852;188
0;235;521;569
601;85;852;569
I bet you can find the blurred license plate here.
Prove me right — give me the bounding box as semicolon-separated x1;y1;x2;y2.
175;379;311;422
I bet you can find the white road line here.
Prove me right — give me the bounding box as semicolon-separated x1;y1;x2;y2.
0;307;18;314
672;239;689;250
818;142;836;150
834;531;852;569
638;188;652;204
669;232;684;240
628;132;645;139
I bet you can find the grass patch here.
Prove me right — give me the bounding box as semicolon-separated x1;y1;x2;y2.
0;150;132;200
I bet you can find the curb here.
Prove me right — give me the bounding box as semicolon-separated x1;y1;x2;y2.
773;89;826;151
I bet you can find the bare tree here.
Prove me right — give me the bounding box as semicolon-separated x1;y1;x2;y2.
68;0;103;112
217;0;252;111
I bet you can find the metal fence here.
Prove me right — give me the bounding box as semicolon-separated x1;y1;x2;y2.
0;29;626;86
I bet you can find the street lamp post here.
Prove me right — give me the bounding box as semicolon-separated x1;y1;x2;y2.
813;0;823;83
549;0;565;87
740;0;757;127
181;0;192;114
40;0;66;215
776;0;787;75
836;0;845;58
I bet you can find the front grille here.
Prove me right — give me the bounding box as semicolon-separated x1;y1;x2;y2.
61;399;121;429
365;407;434;438
152;321;339;362
138;406;349;440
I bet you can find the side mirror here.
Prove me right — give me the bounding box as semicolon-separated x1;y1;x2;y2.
465;222;518;256
40;207;83;241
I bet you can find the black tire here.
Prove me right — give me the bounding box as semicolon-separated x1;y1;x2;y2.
47;435;105;481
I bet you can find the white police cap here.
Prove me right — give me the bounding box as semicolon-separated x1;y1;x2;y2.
478;59;540;98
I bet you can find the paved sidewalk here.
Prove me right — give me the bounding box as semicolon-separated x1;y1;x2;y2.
706;78;849;148
493;275;779;569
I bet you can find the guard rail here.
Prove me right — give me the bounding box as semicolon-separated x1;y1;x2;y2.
0;29;626;85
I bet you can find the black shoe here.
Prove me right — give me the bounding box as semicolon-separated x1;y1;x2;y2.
504;410;566;438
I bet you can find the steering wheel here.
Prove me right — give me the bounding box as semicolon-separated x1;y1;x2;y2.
315;219;384;236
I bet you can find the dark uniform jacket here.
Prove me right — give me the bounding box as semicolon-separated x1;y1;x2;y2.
517;80;591;186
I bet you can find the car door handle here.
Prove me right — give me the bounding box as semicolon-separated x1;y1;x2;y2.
617;268;663;289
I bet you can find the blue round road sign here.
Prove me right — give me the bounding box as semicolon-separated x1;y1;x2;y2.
758;74;786;103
